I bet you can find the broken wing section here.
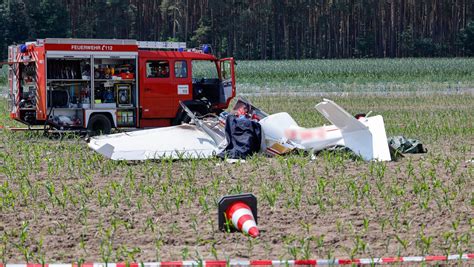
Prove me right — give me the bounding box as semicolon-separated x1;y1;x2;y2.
88;124;221;160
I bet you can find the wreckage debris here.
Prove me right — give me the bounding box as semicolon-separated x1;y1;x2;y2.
88;98;392;162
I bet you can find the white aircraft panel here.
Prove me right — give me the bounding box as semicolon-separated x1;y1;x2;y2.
88;124;219;160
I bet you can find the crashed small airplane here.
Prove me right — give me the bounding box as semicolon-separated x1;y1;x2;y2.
88;99;391;161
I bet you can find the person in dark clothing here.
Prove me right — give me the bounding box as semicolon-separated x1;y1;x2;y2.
218;103;262;159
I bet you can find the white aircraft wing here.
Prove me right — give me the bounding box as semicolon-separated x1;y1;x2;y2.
88;124;221;160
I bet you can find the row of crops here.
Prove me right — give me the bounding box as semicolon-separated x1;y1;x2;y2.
236;58;474;93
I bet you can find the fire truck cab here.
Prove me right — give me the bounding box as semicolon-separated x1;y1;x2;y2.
7;38;235;134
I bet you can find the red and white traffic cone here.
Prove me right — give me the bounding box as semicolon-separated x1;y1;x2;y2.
226;201;259;238
218;193;259;238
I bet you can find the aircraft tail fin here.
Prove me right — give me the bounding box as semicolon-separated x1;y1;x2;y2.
315;99;391;161
315;99;367;133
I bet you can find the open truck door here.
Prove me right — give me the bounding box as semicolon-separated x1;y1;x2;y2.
219;58;235;108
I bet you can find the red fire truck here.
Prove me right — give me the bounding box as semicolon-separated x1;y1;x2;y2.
6;38;235;134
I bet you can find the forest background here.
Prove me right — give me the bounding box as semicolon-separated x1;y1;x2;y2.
0;0;473;61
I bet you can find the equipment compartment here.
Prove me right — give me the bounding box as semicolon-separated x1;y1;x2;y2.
92;57;136;108
46;58;92;109
18;64;37;109
48;108;84;128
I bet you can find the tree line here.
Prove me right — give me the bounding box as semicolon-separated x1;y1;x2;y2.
1;0;473;60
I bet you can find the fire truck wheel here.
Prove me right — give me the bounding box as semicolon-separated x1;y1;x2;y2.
87;114;112;136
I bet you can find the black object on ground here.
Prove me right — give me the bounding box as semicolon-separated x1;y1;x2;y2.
218;115;262;159
388;136;427;154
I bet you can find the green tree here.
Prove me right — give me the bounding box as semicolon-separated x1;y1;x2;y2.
127;3;138;39
190;19;211;47
460;20;474;55
36;0;69;38
0;2;8;60
160;0;182;40
93;0;110;38
400;27;415;57
4;0;29;44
